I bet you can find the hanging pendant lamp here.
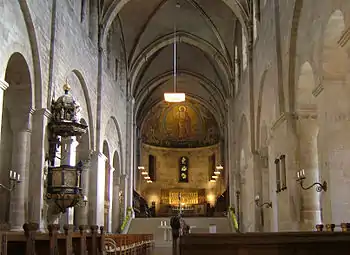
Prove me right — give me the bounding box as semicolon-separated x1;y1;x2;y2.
164;3;185;102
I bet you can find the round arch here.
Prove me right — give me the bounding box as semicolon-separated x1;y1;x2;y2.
113;150;121;177
287;0;304;112
322;10;347;80
103;140;111;162
18;0;43;109
295;61;316;112
76;118;91;161
1;52;33;227
103;116;124;175
71;69;95;149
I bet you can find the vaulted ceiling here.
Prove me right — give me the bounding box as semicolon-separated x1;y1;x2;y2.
100;0;250;128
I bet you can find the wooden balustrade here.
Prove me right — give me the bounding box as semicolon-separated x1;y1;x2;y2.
106;233;154;254
0;223;154;255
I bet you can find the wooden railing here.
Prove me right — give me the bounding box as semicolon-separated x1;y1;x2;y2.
106;233;154;254
0;223;154;255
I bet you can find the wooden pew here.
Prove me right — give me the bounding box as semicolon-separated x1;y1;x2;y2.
0;223;153;255
1;223;106;255
179;232;350;255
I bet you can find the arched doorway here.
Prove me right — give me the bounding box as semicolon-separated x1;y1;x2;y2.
1;52;33;230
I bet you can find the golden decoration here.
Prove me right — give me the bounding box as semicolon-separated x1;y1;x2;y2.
63;82;71;92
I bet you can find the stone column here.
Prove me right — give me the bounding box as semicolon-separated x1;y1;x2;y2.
318;79;350;225
112;173;120;232
74;158;91;227
125;97;135;217
10;111;33;230
107;166;114;233
89;151;106;226
59;137;78;227
28;108;51;230
297;116;321;230
0;80;9;222
227;102;235;206
119;174;128;223
0;80;9;139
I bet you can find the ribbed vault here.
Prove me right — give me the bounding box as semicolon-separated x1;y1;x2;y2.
100;0;249;133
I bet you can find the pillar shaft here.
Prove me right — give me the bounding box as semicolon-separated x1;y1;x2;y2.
298;117;321;230
59;137;78;226
112;174;120;232
74;159;91;226
29;108;51;230
89;151;106;226
316;80;350;225
120;174;128;223
125;98;135;214
0;80;9;140
10;129;32;230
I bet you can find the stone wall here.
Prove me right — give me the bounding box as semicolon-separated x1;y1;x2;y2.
233;0;350;232
0;1;128;231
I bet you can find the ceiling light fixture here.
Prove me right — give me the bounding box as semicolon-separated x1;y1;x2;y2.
164;2;185;103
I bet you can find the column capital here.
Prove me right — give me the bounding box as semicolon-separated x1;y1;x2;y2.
91;151;107;162
32;108;52;119
10;108;35;132
0;79;9;91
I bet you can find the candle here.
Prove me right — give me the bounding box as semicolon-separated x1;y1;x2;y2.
9;170;13;178
17;174;20;181
297;172;300;179
302;169;305;177
14;172;17;179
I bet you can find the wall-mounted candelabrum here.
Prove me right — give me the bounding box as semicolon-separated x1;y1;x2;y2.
296;169;327;192
254;194;272;208
0;170;21;192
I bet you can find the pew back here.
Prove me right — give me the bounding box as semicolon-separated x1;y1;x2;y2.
180;232;350;255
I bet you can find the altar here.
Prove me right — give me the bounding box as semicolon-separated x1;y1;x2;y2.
158;189;207;217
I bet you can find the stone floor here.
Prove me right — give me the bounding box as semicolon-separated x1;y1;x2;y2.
150;247;175;255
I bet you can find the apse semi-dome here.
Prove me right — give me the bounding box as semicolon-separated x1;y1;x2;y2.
141;99;220;148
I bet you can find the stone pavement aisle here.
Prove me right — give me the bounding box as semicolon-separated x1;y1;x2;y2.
150;247;175;255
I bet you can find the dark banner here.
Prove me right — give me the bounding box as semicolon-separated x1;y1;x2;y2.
179;156;189;182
